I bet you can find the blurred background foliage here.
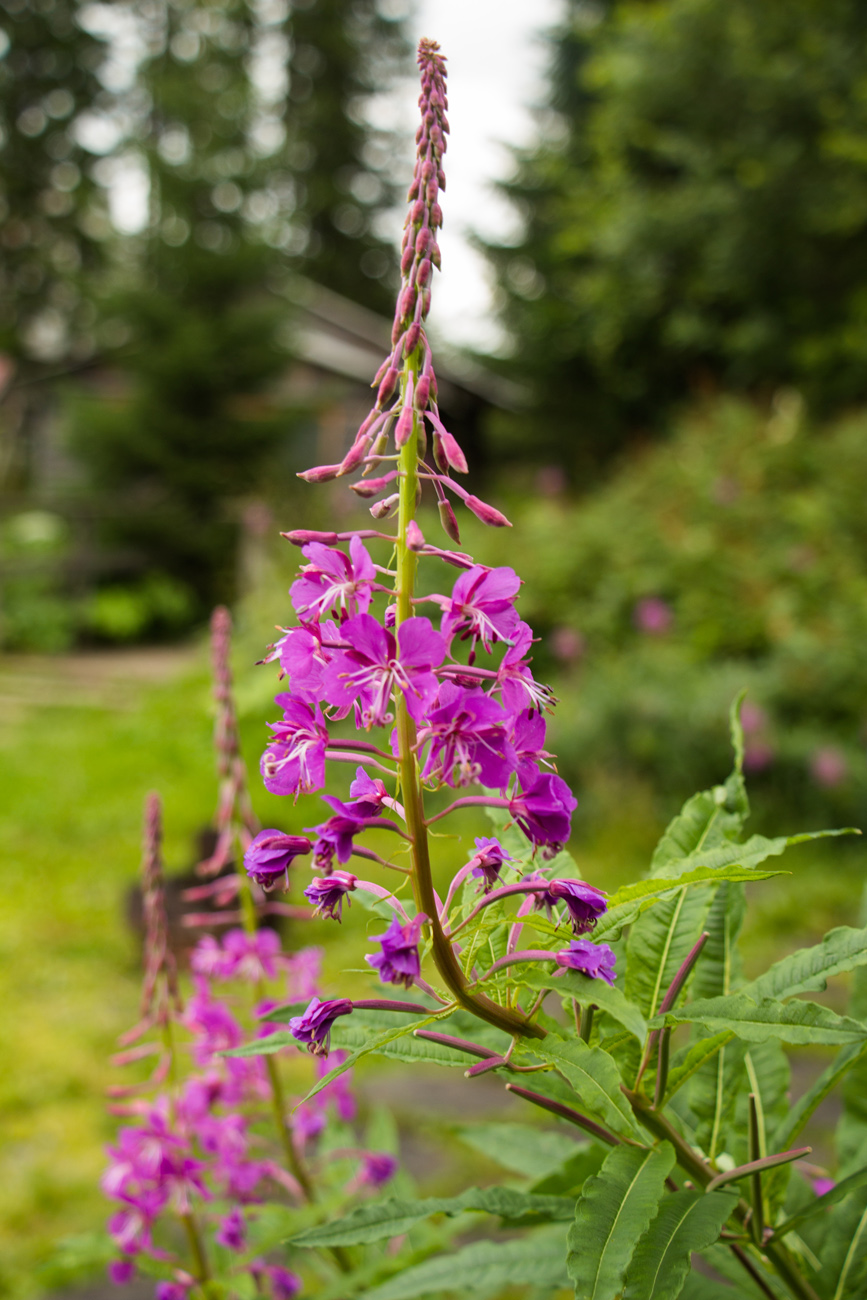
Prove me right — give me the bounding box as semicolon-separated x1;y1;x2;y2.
2;0;867;1294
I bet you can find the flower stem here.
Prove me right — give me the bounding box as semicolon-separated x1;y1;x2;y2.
181;1210;211;1283
393;351;543;1042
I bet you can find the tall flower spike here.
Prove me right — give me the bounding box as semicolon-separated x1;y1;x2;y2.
140;791;182;1023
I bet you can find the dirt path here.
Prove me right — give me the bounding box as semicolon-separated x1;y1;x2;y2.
0;644;199;722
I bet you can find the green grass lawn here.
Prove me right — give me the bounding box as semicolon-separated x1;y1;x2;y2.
0;604;864;1298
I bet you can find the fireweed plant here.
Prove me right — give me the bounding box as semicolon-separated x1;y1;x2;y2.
101;39;867;1300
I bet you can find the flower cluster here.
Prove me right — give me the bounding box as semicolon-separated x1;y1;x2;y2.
246;39;615;1052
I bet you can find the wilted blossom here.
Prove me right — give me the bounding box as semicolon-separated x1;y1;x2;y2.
290;536;378;622
468;837;511;891
526;877;608;935
556;939;617;986
323;614;446;727
509;773;577;848
258;1265;303;1299
244;829;313;890
366;914;427;989
308;795;384;868
260;698;329;797
304;870;358;920
289;996;353;1056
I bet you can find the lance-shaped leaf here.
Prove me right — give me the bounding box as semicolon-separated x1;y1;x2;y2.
664;1031;735;1103
453;1122;583;1179
653;994;867;1046
567;1143;675;1300
516;965;647;1044
652;828;856;883
772;1166;867;1242
525;1038;643;1140
596;863;786;941
622;1190;738;1300
288;1187;575;1247
362;1229;570;1300
626;884;714;1024
741;924;867;1002
772;1041;867;1153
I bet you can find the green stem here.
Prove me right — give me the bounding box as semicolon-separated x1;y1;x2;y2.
625;1090;821;1300
393;353;543;1042
181;1210;211;1283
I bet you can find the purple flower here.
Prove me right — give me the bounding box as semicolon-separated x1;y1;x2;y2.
556;939;617;986
107;1259;136;1284
511;709;554;786
190;934;230;979
216;1207;246;1251
349;766;399;813
183;984;245;1064
496;621;555;715
304;870;358;920
359;1151;399;1188
437;565;521;654
308;794;386;868
220;927;284;980
323;613;445;728
366;913;427;989
468;836;512;891
418;683;516;788
244;830;313;890
274;622;340;701
811;746;848;788
156;1284;190;1300
285;947;323;1001
541;879;607;934
291;536;378;622
289;996;353;1056
107;1193;164;1256
633;597;672;635
265;1266;303;1300
509;773;577;849
261;698;329;797
812;1176;836;1197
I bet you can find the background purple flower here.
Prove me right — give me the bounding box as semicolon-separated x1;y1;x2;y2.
633;596;673;635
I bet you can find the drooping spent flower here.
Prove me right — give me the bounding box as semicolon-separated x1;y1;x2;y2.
556;939;617;986
509;773;577;849
243;829;312;890
289;996;353;1056
359;1151;399;1189
366;914;427;989
521;876;607;934
468;837;512;892
304;870;358;921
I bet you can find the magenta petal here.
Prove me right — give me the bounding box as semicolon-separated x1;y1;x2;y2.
397;616;446;668
344;613;392;665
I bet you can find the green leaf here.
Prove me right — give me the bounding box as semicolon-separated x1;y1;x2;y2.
772;1042;867;1154
567;1143;676;1300
652;828;854;884
599;863;787;940
327;1020;474;1068
625;884;714;1024
295;1016;443;1106
527;1037;643;1140
516;966;648;1044
655;994;867;1046
530;1146;608;1196
773;1166;867;1242
361;1228;570;1300
453;1122;581;1179
288;1187;574;1247
623;1190;738;1300
742;925;867;1002
819;1185;867;1300
664;1031;735;1102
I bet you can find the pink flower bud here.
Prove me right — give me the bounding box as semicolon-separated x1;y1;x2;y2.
298;464;342;483
395;375;415;447
432;425;468;475
406;519;425;551
376;367;399;407
400;245;414;275
437;168;446;190
417;259;432;287
407;177;420;200
430;202;443;228
438;499;461;543
426;180;438;204
338;436;371;476
400;285;417;320
281;530;339;546
404;322;421;356
421;160;434;182
415;227;432;256
465;495;512;528
411;199;424;223
431;242;441;270
415;375;430;410
370;494;400;520
368;428;389;460
350;471;398;498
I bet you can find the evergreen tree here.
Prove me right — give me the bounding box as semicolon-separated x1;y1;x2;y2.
486;0;867;473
